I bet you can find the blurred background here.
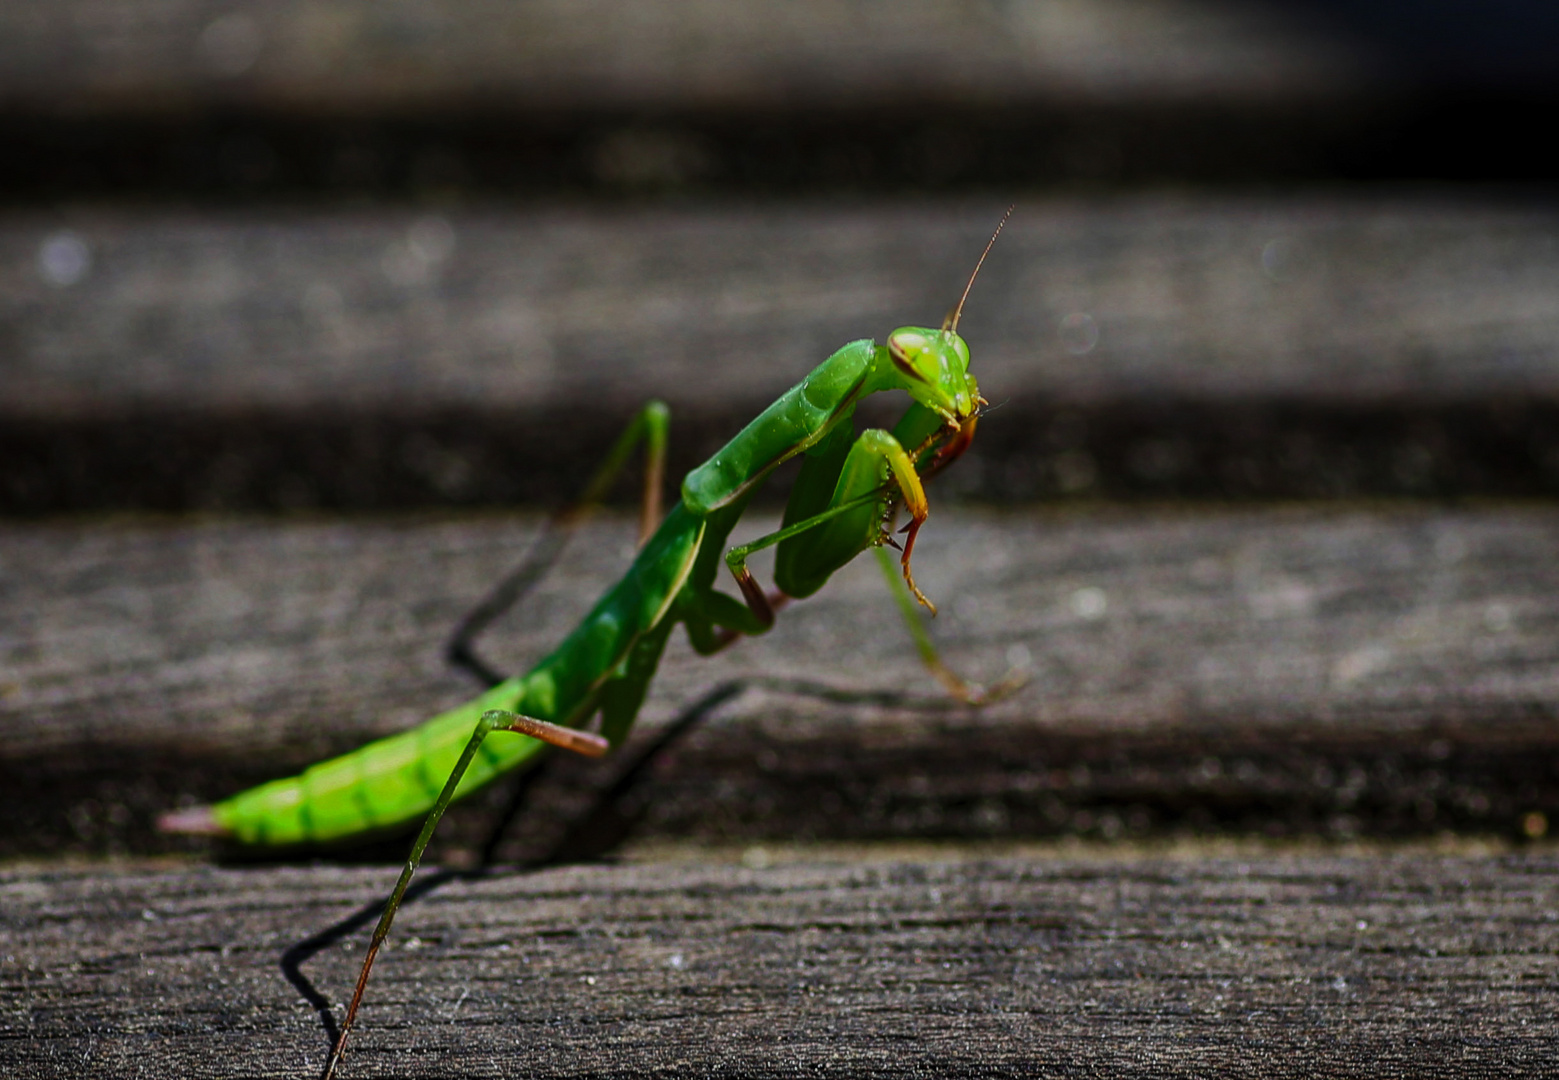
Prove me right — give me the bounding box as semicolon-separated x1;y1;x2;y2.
4;0;1559;513
4;1;1559;860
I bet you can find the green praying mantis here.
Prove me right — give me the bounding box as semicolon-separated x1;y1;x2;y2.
159;209;1022;1078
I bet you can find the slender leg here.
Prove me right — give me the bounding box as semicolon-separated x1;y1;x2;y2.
315;661;1016;1076
871;545;1028;705
448;402;671;688
722;488;887;620
321;710;606;1080
325;398;671;1070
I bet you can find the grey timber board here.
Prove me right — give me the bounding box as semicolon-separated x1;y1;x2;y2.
3;852;1557;1077
0;5;1551;197
4;504;1559;861
0;1;1419;198
7;197;1559;512
14;2;1559;198
0;1;1373;114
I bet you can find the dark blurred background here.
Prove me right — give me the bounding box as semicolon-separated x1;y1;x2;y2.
1;1;1556;202
2;0;1557;516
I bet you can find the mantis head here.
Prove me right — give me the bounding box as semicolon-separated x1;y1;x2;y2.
879;202;1010;427
887;326;979;424
884;205;1012;426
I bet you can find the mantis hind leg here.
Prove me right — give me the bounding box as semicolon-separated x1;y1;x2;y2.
448;401;672;687
322;709;607;1080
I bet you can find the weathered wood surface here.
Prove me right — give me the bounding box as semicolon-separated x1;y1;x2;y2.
0;0;1373;113
7;198;1559;511
5;504;1558;860
4;8;1553;1072
0;1;1403;199
9;1;1554;200
4;851;1556;1078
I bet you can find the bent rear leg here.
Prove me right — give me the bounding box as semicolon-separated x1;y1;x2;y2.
448;401;671;687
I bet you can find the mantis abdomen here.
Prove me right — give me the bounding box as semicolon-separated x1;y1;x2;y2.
203;504;709;845
212;679;543;845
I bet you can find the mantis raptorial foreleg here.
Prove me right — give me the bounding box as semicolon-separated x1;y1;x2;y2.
718;412;1020;702
719;485;1020;705
771;425;935;605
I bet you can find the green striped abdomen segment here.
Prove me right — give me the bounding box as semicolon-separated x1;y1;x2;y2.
212;677;550;846
212;504;707;848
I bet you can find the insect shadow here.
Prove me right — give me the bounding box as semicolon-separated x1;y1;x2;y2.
278;675;966;1063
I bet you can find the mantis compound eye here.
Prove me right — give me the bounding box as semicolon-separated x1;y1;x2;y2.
887;330;929;379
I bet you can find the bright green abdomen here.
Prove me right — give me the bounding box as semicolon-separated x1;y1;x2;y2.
214;677;551;845
211;503;707;847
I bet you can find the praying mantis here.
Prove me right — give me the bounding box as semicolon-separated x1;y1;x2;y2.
158;210;1021;1078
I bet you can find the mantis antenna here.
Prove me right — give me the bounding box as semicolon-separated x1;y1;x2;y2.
945;204;1015;334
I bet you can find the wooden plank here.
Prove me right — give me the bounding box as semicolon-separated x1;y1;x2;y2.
3;850;1556;1077
0;7;1550;197
0;2;1414;198
6;199;1559;511
22;2;1559;198
4;504;1558;860
0;1;1373;113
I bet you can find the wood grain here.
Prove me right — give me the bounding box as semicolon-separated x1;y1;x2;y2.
0;1;1371;113
7;199;1559;511
4;851;1556;1078
5;504;1558;860
4;9;1554;1074
0;1;1424;201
